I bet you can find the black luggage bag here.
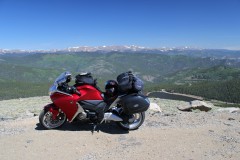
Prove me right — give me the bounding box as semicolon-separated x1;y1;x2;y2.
117;71;144;93
75;72;95;85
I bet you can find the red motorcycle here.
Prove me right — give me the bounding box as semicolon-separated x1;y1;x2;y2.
39;71;149;130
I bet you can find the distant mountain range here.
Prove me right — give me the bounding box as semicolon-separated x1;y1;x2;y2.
1;47;240;102
0;45;197;54
1;45;240;59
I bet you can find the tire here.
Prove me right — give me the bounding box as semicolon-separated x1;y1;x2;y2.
117;112;145;130
39;109;66;129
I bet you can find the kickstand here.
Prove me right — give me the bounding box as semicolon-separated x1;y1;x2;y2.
91;123;99;134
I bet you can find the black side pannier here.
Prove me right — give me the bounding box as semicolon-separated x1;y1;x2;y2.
117;71;144;93
119;94;150;114
75;72;94;85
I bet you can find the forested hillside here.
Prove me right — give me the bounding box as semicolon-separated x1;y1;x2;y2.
0;52;233;82
159;79;240;103
0;52;240;102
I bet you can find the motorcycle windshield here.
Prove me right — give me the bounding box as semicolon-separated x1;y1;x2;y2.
49;84;58;95
49;71;71;95
54;71;71;85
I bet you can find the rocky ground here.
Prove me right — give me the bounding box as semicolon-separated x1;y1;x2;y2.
0;97;240;160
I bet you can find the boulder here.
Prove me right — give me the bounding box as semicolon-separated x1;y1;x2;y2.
190;100;212;112
149;103;162;113
177;100;212;112
177;104;192;111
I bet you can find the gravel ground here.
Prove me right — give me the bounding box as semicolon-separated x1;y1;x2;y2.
0;96;51;120
0;97;240;160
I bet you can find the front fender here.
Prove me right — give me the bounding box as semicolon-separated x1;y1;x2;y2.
43;103;59;120
43;103;59;110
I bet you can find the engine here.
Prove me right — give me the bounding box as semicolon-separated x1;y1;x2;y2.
77;112;87;120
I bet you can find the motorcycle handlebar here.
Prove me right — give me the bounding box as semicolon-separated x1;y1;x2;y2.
70;86;81;96
75;90;81;96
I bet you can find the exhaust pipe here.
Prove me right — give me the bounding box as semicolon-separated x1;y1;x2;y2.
103;112;123;122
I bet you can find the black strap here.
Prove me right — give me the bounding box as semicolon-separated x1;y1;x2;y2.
128;71;133;83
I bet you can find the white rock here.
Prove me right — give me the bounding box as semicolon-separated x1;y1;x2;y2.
190;100;212;111
217;107;240;113
177;104;192;111
177;100;212;112
191;100;209;107
149;103;162;113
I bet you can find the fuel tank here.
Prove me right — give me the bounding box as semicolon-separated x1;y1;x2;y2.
76;85;103;100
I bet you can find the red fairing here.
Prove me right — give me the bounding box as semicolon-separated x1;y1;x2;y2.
76;85;103;100
50;93;80;121
49;85;102;122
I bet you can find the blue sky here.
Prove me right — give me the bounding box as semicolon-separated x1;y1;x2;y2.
0;0;239;50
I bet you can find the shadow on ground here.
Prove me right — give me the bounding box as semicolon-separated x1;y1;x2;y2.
35;121;129;134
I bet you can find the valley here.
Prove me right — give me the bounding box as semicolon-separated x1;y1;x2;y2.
0;50;240;104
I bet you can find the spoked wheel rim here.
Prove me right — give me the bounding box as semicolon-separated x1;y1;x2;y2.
118;113;143;130
42;111;66;129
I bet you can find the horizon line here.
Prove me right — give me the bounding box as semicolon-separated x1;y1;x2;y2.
1;45;240;51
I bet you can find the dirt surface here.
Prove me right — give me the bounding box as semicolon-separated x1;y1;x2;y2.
0;97;240;160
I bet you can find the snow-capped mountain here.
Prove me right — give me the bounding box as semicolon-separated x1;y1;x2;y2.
65;45;149;53
1;45;240;59
0;45;196;54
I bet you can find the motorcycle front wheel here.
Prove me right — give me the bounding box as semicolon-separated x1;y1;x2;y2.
117;112;145;130
39;109;66;129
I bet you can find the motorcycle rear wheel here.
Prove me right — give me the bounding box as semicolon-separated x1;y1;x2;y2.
117;112;145;130
39;109;66;129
